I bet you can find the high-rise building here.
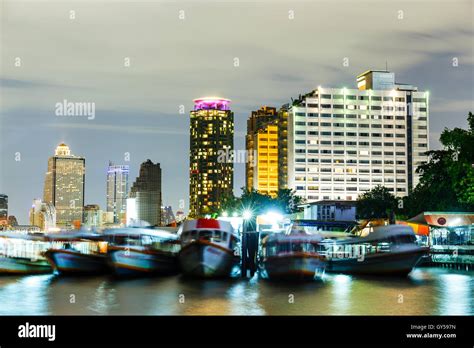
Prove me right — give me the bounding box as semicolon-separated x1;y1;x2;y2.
278;104;289;190
246;106;279;196
161;205;176;226
129;159;162;226
43;143;85;227
285;70;429;202
189;97;234;217
29;198;56;231
0;194;8;226
106;162;129;224
83;204;102;227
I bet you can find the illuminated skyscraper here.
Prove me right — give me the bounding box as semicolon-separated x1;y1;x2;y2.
189;97;234;217
129;159;162;226
278;104;289;190
286;70;429;202
0;194;7;226
106;162;129;224
43;143;85;227
246;106;279;196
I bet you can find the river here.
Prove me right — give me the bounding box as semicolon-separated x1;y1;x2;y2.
0;267;472;315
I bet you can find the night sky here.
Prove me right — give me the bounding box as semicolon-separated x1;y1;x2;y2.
1;0;472;223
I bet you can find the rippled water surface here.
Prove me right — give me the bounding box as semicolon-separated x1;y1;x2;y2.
0;268;472;315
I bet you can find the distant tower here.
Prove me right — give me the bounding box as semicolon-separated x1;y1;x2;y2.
129;160;162;226
29;198;56;231
189;97;234;218
106;162;129;224
0;194;8;226
43;143;85;227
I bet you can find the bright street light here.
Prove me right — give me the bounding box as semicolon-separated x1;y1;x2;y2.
242;209;253;220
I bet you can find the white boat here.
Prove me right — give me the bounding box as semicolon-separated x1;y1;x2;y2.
179;219;240;278
105;228;180;277
0;233;52;274
260;227;326;281
322;224;429;275
44;233;109;275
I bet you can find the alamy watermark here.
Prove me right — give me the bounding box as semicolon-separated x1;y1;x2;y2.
217;149;257;166
55;99;95;120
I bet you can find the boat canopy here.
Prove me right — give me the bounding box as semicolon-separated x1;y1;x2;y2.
334;225;415;245
103;228;178;240
0;232;48;241
45;232;105;241
180;219;234;236
263;232;323;244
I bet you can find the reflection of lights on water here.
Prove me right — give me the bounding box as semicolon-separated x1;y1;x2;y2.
438;273;472;315
1;275;53;315
227;282;264;315
331;274;352;314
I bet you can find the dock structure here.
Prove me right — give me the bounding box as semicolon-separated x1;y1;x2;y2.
425;246;473;271
241;231;259;278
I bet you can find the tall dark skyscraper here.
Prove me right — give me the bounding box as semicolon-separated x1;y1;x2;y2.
129;159;162;226
189;97;234;218
43;143;85;227
106;162;129;224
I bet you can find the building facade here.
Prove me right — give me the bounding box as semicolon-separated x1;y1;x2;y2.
189;97;234;217
129;159;162;226
43;143;85;227
106;162;129;224
83;204;102;227
161;205;176;226
246;106;279;196
29;198;56;231
0;194;7;226
286;70;429;202
303;200;357;221
278;104;289;190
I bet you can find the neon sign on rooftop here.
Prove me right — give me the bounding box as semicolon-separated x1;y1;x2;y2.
193;97;231;111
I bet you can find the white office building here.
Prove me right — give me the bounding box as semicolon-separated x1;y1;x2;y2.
287;70;429;202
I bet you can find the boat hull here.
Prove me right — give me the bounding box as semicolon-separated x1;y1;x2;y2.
108;248;178;277
0;256;52;275
44;249;109;275
262;253;326;281
326;248;427;275
179;241;238;278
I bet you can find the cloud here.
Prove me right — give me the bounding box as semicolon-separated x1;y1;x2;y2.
47;122;188;136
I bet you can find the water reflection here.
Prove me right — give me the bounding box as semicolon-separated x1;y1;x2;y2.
330;274;352;314
0;268;472;315
437;273;473;315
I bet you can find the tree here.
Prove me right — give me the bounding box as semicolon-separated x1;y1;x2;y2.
356;185;398;220
402;112;474;217
219;187;304;217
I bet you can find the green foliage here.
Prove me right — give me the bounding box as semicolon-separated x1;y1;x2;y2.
402;112;474;217
219;187;304;218
356;185;398;219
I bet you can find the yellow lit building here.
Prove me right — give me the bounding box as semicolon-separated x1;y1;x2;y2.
189;97;234;218
246;106;279;197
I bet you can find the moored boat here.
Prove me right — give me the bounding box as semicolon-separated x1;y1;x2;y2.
44;233;109;275
105;228;180;277
179;219;240;278
260;228;326;281
0;233;52;275
322;224;429;275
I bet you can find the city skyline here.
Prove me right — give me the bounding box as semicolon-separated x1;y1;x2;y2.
1;1;473;223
